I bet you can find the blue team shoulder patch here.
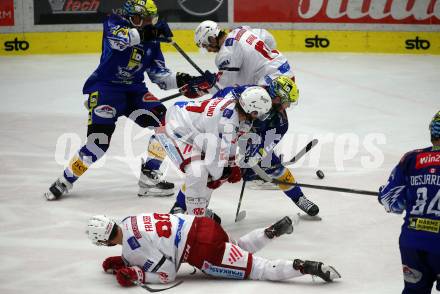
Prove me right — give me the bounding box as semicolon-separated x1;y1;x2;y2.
127;236;141;250
224;38;234;46
223;108;233;119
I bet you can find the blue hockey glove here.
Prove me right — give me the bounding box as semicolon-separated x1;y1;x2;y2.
140;20;173;42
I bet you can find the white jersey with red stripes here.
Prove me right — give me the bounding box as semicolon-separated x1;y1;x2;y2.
165;95;249;180
215;27;294;89
120;213;195;284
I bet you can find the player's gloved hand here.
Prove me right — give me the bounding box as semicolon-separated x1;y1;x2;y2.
102;256;126;274
116;266;145;287
181;71;217;98
227;166;241;183
140;20;173;42
176;72;196;88
207;178;227;190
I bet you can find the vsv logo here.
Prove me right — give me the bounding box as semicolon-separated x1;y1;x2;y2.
305;35;330;48
4;38;29;51
405;36;431;50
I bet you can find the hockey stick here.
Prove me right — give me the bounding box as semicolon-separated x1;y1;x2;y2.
133;280;184;292
235;140;318;220
159;92;182;102
251;164;378;196
234;177;247;222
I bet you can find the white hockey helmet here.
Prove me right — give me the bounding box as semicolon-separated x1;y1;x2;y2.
238;86;272;120
86;215;117;246
195;20;221;48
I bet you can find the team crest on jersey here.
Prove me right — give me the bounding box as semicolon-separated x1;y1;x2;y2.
402;265;422;283
94;105;116;118
415;152;440;169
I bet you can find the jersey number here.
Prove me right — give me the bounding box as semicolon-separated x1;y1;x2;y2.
153;213;172;238
254;40;279;60
410;187;440;217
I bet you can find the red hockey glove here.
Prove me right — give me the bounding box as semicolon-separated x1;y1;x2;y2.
227;166;242;183
116;266;145;287
102;256;126;274
207;178;227;190
181;71;217;98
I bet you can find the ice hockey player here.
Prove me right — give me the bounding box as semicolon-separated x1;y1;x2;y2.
378;110;440;294
172;77;319;218
44;0;214;200
164;86;272;221
182;20;294;99
86;213;341;286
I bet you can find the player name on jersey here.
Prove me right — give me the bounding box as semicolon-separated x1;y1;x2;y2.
410;174;440;186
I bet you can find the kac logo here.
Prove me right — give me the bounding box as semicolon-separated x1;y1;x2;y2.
305;35;330;48
405;37;430;50
4;38;29;51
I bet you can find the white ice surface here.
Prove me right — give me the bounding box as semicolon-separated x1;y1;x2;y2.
0;52;439;294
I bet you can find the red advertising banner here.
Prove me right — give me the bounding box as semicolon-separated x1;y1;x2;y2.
235;0;440;24
0;0;14;26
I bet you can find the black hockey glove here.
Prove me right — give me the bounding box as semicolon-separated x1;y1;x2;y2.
139;20;173;42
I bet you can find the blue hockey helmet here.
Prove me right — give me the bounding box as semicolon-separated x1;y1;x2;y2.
430;110;440;140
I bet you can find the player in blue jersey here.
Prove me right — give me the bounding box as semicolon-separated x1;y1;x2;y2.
44;0;214;200
378;111;440;294
170;76;320;219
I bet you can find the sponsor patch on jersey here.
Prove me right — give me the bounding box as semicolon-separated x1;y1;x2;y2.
127;236;141;250
131;216;142;239
202;261;245;279
221;243;248;268
222;108;233;119
224;38;234;46
402;265;423;284
408;217;440;233
415;152;440;169
143;259;154;272
94;105;116;119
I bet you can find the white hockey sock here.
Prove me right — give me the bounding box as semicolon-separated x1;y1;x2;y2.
237;228;270;253
249;256;303;281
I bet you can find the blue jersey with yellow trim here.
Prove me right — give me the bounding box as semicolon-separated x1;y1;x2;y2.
83;14;172;93
379;146;440;253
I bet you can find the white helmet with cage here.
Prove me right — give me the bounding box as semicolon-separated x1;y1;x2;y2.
194;20;221;48
238;86;272;120
86;215;117;246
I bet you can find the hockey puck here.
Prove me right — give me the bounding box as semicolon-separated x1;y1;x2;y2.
316;170;325;179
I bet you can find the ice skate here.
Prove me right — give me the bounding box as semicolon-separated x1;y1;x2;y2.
44;177;73;201
293;195;319;216
293;259;341;282
138;161;174;197
264;216;294;239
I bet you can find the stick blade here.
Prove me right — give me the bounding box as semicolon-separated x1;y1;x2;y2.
235;210;246;222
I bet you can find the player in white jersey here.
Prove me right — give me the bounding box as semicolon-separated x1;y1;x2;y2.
87;214;341;286
192;20;294;91
162;86;272;219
